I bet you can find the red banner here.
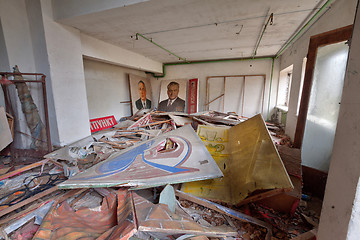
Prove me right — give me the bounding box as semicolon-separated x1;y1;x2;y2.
90;115;116;133
188;78;198;114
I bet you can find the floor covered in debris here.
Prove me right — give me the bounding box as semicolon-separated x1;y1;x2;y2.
0;111;320;240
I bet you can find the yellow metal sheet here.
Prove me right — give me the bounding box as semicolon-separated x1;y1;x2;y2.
182;125;232;202
181;114;293;205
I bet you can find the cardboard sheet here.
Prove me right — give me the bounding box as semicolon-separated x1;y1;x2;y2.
58;125;223;189
182;114;293;205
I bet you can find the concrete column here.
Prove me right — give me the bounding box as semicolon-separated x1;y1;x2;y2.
317;1;360;239
40;0;91;145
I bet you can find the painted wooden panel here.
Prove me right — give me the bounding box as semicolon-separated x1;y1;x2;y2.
58;125;223;189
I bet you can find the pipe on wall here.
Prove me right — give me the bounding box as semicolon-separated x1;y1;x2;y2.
253;13;274;58
136;33;188;63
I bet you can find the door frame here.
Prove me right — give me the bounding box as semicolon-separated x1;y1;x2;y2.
293;25;353;148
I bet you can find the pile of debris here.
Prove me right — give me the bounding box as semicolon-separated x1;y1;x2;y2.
0;111;317;240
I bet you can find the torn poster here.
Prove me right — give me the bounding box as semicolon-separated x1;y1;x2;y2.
181;114;293;205
58;125;223;189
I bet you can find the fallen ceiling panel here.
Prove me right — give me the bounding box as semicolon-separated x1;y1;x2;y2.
58;125;223;189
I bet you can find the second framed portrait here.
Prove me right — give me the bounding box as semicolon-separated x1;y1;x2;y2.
158;79;187;112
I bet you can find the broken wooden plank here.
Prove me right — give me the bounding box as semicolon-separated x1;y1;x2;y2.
134;119;172;129
0;159;48;181
0;166;13;175
55;188;88;205
175;190;272;240
112;133;142;138
109;140;140;144
0;186;58;218
0;189;85;226
236;187;293;206
0;199;55;226
291;229;317;240
192;116;214;126
48;158;64;168
69;189;90;208
114;129;143;132
98;139;129;149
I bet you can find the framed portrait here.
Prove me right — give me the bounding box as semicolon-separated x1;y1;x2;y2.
129;74;153;114
158;79;187;112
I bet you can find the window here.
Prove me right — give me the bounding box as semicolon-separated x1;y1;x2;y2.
276;65;293;111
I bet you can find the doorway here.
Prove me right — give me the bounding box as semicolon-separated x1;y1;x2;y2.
294;25;352;197
301;41;349;172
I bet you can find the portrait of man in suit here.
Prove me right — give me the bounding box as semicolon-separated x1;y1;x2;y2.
135;80;151;110
158;81;185;112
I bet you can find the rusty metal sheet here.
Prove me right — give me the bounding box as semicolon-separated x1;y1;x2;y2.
58;125;223;189
132;192;237;237
182;114;293;205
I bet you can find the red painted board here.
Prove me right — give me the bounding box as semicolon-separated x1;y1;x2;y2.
90;116;116;133
188;78;198;114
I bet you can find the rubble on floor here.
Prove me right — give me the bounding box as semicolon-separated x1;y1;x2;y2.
0;110;317;239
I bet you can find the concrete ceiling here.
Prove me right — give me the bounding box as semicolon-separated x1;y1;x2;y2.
55;0;328;63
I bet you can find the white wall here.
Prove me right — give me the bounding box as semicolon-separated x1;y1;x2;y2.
279;0;357;141
150;58;280;120
317;1;360;238
83;58;149;120
0;0;36;73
